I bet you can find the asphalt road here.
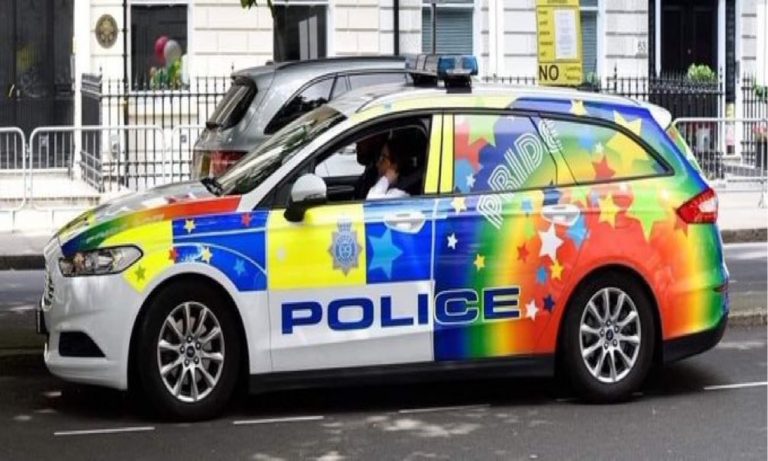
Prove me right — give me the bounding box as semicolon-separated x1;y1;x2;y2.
0;242;765;460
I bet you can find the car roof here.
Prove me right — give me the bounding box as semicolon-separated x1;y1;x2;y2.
328;82;667;125
232;56;406;80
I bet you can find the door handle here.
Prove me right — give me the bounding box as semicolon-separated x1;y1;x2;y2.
384;211;426;234
7;84;15;98
542;204;580;227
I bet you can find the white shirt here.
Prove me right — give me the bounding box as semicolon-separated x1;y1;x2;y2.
366;176;409;200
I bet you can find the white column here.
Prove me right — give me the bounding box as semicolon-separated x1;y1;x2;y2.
758;0;767;85
718;0;726;118
488;0;498;76
73;0;92;128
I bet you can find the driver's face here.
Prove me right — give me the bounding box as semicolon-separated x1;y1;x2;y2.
377;144;395;176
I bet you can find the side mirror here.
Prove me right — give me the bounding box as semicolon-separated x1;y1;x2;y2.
284;173;327;222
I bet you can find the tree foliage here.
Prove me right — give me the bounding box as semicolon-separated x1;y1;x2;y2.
240;0;275;13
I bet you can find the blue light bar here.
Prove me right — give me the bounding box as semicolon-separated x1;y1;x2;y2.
406;54;478;90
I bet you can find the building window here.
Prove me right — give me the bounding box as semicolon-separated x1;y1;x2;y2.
421;0;473;55
273;2;328;62
131;4;188;88
580;0;599;77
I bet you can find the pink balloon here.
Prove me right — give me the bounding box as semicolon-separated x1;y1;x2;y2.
154;36;169;62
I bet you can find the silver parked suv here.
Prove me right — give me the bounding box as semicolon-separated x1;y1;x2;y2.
192;56;408;178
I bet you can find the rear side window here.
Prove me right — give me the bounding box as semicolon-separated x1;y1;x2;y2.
265;77;334;134
453;114;556;194
540;118;666;182
206;79;257;130
348;72;408;90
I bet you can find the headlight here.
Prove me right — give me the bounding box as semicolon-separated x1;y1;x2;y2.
59;246;142;277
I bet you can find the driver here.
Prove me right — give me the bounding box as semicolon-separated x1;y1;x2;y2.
353;131;389;199
366;136;410;200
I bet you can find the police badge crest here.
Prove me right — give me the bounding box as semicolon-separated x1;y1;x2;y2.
329;219;362;275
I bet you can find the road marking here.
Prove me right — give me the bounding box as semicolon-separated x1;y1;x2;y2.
398;404;490;414
716;340;766;351
232;415;324;426
54;426;155;437
703;381;768;391
8;305;35;313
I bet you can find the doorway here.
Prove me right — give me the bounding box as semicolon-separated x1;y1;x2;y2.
661;0;717;73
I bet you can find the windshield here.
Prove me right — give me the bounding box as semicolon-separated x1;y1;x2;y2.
217;105;345;195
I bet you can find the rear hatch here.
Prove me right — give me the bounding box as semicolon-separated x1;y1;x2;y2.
193;76;260;178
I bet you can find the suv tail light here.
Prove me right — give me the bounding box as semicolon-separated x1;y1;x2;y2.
677;188;718;224
193;150;245;179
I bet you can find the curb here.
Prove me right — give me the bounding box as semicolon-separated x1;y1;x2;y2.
720;228;767;244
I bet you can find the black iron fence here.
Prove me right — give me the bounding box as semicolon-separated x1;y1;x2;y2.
484;68;724;120
79;73;231;189
741;76;768;168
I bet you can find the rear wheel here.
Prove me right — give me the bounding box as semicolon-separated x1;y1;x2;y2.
135;282;241;420
563;273;655;402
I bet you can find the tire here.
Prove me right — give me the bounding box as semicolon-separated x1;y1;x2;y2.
562;272;655;402
135;281;242;420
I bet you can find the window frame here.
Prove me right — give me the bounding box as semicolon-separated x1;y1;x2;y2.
128;0;192;92
536;110;676;187
272;0;330;62
259;110;441;209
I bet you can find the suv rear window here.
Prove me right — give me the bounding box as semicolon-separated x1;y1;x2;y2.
206;78;257;130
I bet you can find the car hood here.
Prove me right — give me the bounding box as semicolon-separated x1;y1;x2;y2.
56;181;241;255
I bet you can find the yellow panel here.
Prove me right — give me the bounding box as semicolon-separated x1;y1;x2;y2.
267;204;366;290
439;114;454;193
102;220;174;292
424;114;443;194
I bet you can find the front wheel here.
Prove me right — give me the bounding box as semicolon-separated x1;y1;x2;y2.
562;274;655;402
135;282;241;420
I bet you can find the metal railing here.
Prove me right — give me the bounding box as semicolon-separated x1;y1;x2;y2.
671;117;767;207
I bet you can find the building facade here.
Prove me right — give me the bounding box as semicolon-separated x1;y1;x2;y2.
1;0;765;131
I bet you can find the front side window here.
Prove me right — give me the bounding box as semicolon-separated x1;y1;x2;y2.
453;114;556;194
273;2;327;62
131;4;188;88
540;118;666;183
265;77;334;134
218;105;344;196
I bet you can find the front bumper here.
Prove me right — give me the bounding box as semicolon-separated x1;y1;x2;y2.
39;241;144;390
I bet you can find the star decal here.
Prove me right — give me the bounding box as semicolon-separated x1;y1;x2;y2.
517;243;529;262
447;233;458;250
597;194;619;227
543;295;556;312
451;196;467;214
593;155;615;180
570;99;588;116
473;254;486;271
184;219;196;234
569;186;591;206
614;111;643;135
201;246;213;264
134;264;146;282
168;247;179;262
543;183;562;206
536;266;548;284
550;259;564;280
538;223;563;261
467;114;497;146
233;259;245;277
241;213;252;227
454;122;484;171
626;187;669;241
567;215;588;248
526;299;539;320
369;229;403;279
466;174;476;190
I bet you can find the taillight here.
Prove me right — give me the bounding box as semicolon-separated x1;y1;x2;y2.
209;151;244;177
677;188;718;224
193;150;245;178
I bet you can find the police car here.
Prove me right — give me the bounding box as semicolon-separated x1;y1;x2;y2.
39;55;728;420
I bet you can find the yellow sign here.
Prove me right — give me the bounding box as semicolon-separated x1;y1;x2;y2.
536;0;583;86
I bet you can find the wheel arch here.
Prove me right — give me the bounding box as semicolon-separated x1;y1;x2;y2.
555;264;663;366
127;272;250;392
